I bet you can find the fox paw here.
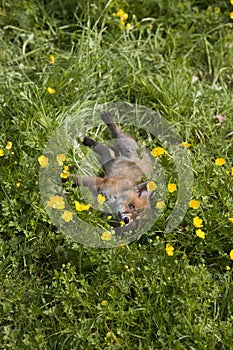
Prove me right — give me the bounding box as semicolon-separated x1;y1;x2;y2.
83;136;97;147
100;110;114;124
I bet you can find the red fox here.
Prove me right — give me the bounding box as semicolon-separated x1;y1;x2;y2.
69;110;155;227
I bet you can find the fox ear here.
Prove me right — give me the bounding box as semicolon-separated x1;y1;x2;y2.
136;181;155;198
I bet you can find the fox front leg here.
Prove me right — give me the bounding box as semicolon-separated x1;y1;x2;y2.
83;136;115;166
65;174;105;192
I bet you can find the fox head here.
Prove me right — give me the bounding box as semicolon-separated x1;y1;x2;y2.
104;181;154;226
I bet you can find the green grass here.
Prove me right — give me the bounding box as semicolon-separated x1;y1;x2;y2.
1;0;233;348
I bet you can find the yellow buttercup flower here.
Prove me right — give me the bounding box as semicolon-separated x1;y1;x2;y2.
120;17;126;25
5;141;12;150
229;218;233;224
101;230;113;241
0;149;4;157
60;166;70;179
189;199;200;210
214;7;221;13
151;147;165;157
229;249;233;260
61;210;73;222
115;9;125;17
56;154;66;166
231;167;233;176
97;193;106;205
181;141;192;148
156;201;166;209
47;195;65;210
120;221;125;227
114;9;129;26
38;155;49;168
47;87;56;94
215;158;225;166
193;216;203;228
230;12;233;19
167;183;177;193
100;300;108;306
195;229;205;239
49;54;55;64
231;0;233;5
166;243;174;256
126;23;132;30
75;200;90;212
146;181;157;192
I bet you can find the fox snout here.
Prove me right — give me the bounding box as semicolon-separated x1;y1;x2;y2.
107;186;152;226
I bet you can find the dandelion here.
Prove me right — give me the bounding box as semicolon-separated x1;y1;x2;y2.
49;54;55;64
181;141;192;148
230;12;233;19
5;141;12;150
215;158;225;166
166;243;174;256
193;216;203;228
75;200;90;212
230;249;233;260
151;147;165;157
167;183;177;193
47;87;56;94
101;230;113;241
97;193;106;205
189;199;200;210
231;0;233;5
0;149;4;157
195;229;205;239
56;154;66;166
100;300;108;306
146;181;157;192
47;195;65;210
38;155;49;168
61;210;73;222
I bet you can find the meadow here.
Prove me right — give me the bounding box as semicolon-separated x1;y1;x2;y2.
0;0;233;348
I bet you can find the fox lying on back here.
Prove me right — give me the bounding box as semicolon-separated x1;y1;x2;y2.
69;110;154;226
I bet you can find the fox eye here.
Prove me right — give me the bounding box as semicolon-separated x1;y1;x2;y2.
128;203;135;211
124;217;130;224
